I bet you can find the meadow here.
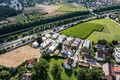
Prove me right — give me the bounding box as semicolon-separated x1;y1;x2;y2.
56;2;88;12
60;18;120;42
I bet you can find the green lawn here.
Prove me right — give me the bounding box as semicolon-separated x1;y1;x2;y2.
60;18;120;42
14;14;27;23
60;21;104;39
56;2;88;12
47;58;77;80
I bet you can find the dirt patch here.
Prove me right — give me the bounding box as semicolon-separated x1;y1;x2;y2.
37;5;60;14
46;11;65;16
23;7;42;13
0;45;41;68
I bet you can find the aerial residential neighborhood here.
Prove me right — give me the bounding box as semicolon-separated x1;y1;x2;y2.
0;0;120;80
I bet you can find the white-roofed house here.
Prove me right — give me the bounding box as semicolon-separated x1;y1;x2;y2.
40;39;52;49
83;40;90;48
32;41;39;48
42;37;47;41
52;33;59;39
57;35;66;43
48;42;59;53
45;34;51;38
113;48;120;63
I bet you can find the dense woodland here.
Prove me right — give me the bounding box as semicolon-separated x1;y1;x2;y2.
0;6;20;21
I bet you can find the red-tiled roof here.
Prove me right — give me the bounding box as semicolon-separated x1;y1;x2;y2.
112;67;120;71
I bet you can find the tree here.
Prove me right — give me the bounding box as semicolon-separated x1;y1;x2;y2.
108;47;114;54
77;68;88;80
89;68;104;80
0;70;10;80
0;10;90;36
0;5;19;21
18;66;27;75
32;58;49;80
51;63;62;80
0;66;3;71
0;49;2;54
77;68;104;80
105;56;116;65
97;39;107;45
0;48;7;54
36;33;43;44
57;43;63;50
112;40;118;45
41;50;50;59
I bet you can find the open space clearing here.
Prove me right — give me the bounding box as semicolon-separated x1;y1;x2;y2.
36;4;60;14
24;2;88;15
47;58;77;80
3;2;88;25
60;18;120;42
0;45;41;68
56;2;88;12
23;6;43;13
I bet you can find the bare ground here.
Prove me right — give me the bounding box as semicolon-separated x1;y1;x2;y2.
0;45;41;68
37;5;60;14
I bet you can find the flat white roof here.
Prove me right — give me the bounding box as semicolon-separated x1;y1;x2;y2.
49;42;59;52
83;40;90;48
114;48;120;62
114;48;120;58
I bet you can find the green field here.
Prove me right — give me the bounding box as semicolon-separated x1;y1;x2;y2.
47;58;77;80
14;14;27;23
60;18;120;42
56;2;88;12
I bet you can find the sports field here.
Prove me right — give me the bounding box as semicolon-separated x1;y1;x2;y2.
60;18;120;42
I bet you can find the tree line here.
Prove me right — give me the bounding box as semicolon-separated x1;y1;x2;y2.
93;4;120;13
0;14;94;43
0;11;90;36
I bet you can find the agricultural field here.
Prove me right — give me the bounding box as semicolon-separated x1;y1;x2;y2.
56;2;88;12
60;18;120;42
34;2;88;16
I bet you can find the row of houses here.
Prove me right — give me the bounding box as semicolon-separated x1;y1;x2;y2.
32;33;90;57
32;32;120;80
95;43;120;63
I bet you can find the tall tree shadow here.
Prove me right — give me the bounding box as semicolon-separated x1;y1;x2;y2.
64;68;73;77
